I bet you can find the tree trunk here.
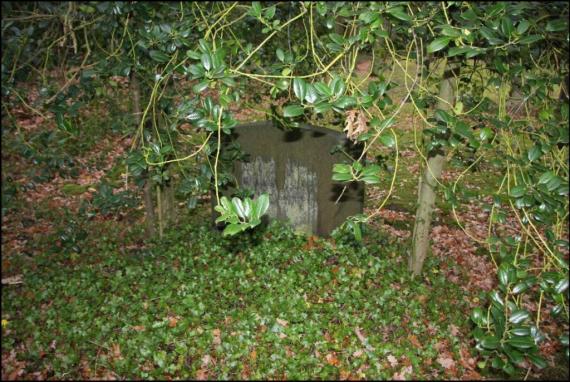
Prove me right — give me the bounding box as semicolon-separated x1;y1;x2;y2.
131;72;156;237
143;179;156;237
160;182;177;226
157;185;164;238
409;62;458;276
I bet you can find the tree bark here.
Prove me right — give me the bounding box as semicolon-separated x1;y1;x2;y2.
131;72;156;237
159;182;177;226
409;61;458;276
143;179;156;237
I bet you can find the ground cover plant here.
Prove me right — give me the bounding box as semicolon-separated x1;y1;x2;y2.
2;1;569;380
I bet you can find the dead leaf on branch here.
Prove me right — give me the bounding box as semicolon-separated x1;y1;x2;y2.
344;109;369;141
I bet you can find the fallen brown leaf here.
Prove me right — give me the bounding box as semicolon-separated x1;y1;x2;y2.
437;355;456;370
387;354;399;367
326;352;340;366
408;334;422;349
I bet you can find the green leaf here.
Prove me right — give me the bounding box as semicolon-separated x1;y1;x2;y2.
516;19;530;34
500;16;514;37
527;354;547;369
201;53;212;71
510;185;526;198
283;104;304;118
555;278;569;294
448;46;481;58
352;222;362;241
186;50;202;59
332;96;356;109
546;176;562;192
490;290;504;306
198;39;210;53
435;109;453;123
480;26;504;45
471;308;484;325
313;102;332;114
332;173;353;182
361;175;380;184
223;223;247;236
254;193;269;219
149;50;169;63
275;78;289;90
538;171;555;185
374;118;394;132
491;356;504;369
220;196;232;211
386;7;412;22
192;81;209;93
504;347;524;365
359;11;379;24
314;82;332;97
427;37;451;54
333;164;352;174
518;35;543;44
379;133;396;148
188;64;206;77
251;1;262;17
509;310;530;324
527;145;542;162
502;361;515;375
479;127;493;140
330;77;346;98
304;84;318;104
512;282;528;294
511;327;531;336
436;24;462;38
361;165;381;177
276;48;285;62
264;5;276;19
545;19;567;32
480;336;500;349
329;33;345;45
506;336;535;349
498;265;510;286
232;197;246;219
293;78;307;102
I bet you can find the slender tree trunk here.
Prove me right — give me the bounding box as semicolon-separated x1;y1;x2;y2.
143;179;156;236
409;61;458;276
157;185;163;238
160;182;176;226
131;72;156;237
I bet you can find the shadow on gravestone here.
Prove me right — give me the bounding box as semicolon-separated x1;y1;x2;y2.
212;121;364;237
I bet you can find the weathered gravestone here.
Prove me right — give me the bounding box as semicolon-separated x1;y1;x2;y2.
214;121;364;236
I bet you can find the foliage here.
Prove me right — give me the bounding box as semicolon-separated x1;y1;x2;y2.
1;0;568;376
88;181;138;217
2;220;475;380
214;194;269;236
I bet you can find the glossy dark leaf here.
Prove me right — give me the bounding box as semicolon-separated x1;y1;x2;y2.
427;37;451;53
283;104;304;118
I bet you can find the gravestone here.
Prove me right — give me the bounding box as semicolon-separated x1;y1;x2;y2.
214;121;364;236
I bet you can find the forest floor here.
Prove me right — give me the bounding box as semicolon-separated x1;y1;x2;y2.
1;72;569;380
